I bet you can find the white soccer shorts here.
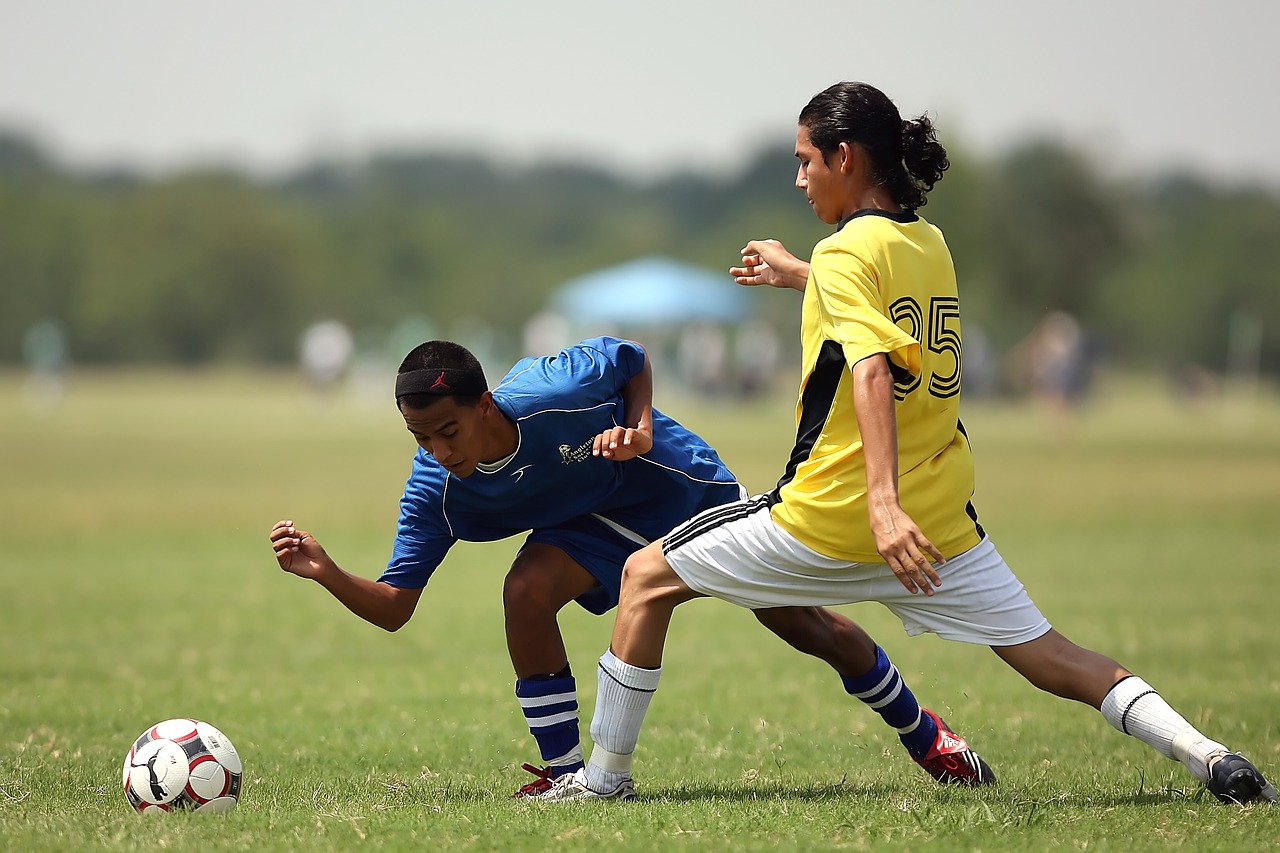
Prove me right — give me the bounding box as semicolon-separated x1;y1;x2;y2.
662;496;1051;646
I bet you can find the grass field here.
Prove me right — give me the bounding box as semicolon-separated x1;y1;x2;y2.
1;369;1278;851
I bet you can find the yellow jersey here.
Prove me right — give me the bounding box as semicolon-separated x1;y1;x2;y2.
768;209;984;561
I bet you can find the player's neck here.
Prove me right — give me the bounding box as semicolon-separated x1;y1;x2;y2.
841;186;900;219
480;409;520;463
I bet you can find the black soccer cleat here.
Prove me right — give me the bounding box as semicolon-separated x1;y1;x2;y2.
1207;752;1278;805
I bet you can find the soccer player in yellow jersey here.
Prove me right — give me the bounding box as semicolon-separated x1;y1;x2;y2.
540;81;1277;804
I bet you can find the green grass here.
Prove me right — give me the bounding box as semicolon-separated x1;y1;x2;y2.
1;369;1278;851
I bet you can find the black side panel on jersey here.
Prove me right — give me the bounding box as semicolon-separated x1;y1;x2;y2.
768;340;847;504
956;417;986;539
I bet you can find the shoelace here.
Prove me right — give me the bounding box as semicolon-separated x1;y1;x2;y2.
514;763;555;796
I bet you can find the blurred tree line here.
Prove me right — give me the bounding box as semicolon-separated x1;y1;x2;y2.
1;127;1277;376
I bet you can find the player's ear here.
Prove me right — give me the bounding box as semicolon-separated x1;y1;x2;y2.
836;141;856;175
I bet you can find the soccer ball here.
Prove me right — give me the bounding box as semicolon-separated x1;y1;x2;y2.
122;718;243;813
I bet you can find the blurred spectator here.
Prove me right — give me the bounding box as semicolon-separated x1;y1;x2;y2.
1170;363;1221;406
960;324;1000;399
1007;311;1094;435
21;319;69;412
300;320;354;394
677;324;728;395
733;319;780;397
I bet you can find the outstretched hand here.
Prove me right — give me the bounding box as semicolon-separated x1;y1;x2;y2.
269;519;333;580
729;239;809;292
592;425;653;461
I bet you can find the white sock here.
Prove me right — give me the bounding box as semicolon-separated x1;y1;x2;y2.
546;746;584;770
584;648;661;791
1100;676;1226;783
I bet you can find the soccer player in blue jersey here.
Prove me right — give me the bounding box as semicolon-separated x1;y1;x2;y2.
269;335;991;795
542;82;1276;805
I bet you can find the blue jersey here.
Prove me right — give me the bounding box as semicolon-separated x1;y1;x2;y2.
378;337;741;612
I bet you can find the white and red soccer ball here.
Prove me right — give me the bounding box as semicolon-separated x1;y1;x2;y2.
122;718;243;813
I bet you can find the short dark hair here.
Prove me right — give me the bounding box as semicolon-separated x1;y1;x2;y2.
396;340;487;409
799;81;949;211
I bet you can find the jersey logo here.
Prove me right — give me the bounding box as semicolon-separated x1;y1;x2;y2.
431;371;451;391
510;464;534;482
559;439;594;465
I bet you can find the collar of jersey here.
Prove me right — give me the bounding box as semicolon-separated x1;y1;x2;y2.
475;422;522;474
837;208;920;230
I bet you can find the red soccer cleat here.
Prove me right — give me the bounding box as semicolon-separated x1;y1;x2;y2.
912;708;996;786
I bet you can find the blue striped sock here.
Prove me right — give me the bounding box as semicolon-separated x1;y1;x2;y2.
841;646;938;759
515;672;584;774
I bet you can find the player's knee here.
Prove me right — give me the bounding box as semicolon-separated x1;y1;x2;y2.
502;566;559;618
619;544;670;592
619;545;691;614
752;606;805;636
753;608;820;655
997;631;1110;702
752;607;875;671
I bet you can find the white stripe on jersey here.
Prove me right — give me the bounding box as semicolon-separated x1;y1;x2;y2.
440;476;456;538
590;513;650;546
632;454;751;489
516;402;616;418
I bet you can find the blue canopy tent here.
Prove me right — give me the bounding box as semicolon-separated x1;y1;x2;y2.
550;256;754;325
539;255;775;396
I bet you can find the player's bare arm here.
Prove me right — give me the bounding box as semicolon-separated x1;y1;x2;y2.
593;342;654;461
850;355;944;595
729;239;810;291
268;519;422;631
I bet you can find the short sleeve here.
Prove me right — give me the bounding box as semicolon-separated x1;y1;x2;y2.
811;243;921;375
376;453;456;588
575;336;645;388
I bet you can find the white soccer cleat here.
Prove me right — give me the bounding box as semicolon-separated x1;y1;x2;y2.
532;768;637;802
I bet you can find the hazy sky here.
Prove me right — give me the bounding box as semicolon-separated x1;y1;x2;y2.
3;0;1277;186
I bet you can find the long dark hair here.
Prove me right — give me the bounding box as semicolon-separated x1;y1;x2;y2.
799;81;949;211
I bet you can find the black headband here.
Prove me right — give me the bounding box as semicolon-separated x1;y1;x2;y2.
395;368;488;400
